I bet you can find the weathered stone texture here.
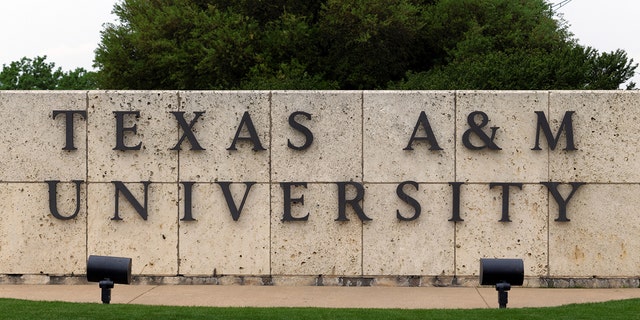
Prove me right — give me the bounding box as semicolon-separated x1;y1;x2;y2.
0;91;636;287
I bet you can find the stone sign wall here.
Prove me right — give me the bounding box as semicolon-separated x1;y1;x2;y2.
0;90;638;287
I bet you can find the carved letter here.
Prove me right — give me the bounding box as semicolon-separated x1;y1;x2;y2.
46;180;83;220
113;111;142;151
52;110;87;151
281;182;309;221
396;181;421;221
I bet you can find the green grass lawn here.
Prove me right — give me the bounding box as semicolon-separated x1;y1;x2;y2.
1;298;638;320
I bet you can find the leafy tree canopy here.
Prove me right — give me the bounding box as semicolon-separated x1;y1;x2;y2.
94;0;637;90
0;56;98;90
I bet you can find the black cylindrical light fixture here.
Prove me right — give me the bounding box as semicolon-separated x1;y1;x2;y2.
87;255;132;285
87;255;132;304
479;258;524;309
479;258;524;286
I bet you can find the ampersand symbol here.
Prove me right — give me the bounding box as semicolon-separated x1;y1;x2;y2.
462;111;501;150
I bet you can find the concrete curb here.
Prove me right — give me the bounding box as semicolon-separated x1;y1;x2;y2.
1;285;640;309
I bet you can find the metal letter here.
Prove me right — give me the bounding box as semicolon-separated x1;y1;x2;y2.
113;111;142;151
532;111;576;151
171;111;206;151
227;111;266;151
403;111;443;151
462;111;501;150
287;111;314;151
52;110;87;151
112;181;151;221
281;182;309;221
216;182;256;221
46;180;83;220
448;182;464;222
396;181;421;221
180;181;196;221
489;182;523;222
540;182;585;222
335;182;371;221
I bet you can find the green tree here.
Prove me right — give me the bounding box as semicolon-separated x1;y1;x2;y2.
0;56;98;90
57;68;99;90
585;49;637;90
315;0;426;89
389;0;637;89
95;0;260;89
94;0;637;90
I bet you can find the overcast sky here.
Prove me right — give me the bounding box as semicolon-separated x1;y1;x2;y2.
555;0;640;86
0;0;115;71
0;0;638;85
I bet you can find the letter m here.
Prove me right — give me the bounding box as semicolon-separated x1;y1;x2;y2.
532;111;576;151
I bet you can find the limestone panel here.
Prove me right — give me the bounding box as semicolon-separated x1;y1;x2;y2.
87;182;178;275
271;183;362;275
0;183;85;274
87;91;178;182
549;184;640;277
363;91;455;182
271;91;362;182
178;91;270;182
0;91;86;181
456;91;549;183
179;182;270;276
362;183;454;276
549;91;640;182
455;183;548;277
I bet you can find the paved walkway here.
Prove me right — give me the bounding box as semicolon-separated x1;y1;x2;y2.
1;285;640;309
